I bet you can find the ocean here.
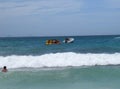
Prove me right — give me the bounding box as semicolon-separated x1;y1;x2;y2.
0;35;120;89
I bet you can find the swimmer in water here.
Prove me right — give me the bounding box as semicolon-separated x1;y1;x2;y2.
2;66;8;72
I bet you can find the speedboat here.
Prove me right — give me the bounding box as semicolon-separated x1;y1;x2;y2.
63;38;74;43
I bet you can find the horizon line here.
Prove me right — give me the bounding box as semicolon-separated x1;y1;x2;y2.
0;34;120;38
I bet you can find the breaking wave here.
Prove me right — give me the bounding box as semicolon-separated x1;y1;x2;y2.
0;52;120;68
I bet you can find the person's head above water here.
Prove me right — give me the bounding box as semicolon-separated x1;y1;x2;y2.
3;66;6;69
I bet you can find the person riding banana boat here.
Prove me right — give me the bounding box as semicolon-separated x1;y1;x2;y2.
46;39;60;45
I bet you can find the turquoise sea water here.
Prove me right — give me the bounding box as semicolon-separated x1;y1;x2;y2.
0;35;120;89
0;66;120;89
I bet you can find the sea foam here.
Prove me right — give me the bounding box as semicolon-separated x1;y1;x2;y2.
0;52;120;68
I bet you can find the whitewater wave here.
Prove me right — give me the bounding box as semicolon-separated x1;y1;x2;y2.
0;52;120;68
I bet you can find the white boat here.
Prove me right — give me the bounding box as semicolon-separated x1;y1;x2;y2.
63;38;74;43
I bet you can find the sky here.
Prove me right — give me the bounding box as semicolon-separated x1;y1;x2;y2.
0;0;120;37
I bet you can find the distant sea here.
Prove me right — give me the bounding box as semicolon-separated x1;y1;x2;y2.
0;35;120;89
